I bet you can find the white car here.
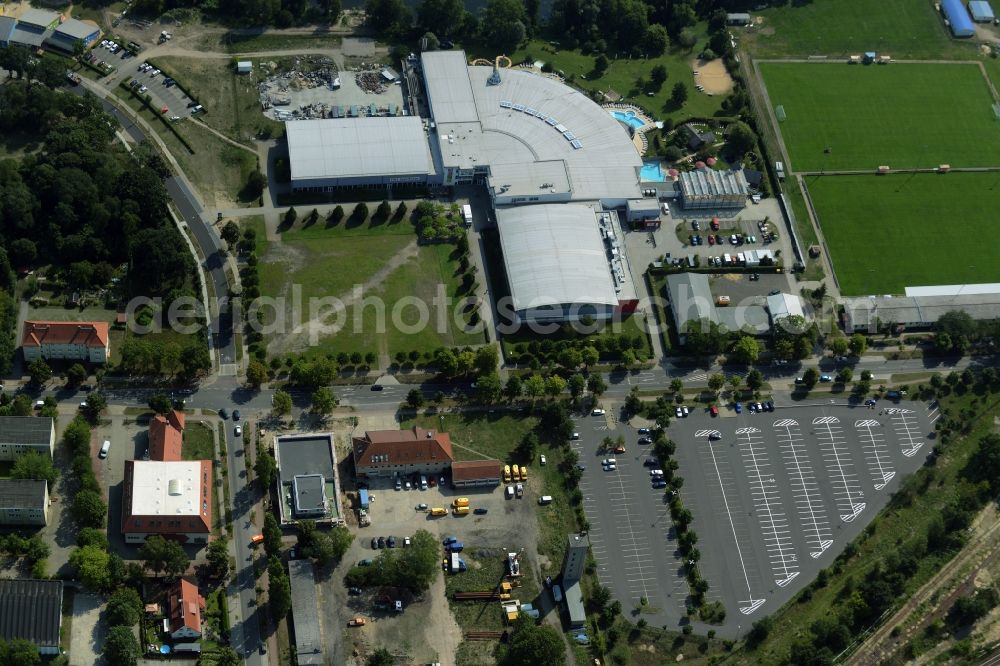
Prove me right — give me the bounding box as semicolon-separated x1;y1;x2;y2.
150;69;160;77
138;85;147;93
682;405;689;417
650;469;664;476
604;463;617;471
675;406;683;418
234;425;242;436
539;454;547;465
602;458;617;466
592;408;605;416
570;432;580;440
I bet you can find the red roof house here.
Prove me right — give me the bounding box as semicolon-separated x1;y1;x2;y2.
167;579;205;640
149;411;185;462
21;321;109;364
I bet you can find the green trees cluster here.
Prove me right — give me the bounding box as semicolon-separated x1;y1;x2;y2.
268;555;292;619
501;614;565;665
507;332;644;368
296;520;354;565
63;419;107;530
119;336;210;379
0;638;43;665
413;201;464;243
138;535;190;578
345;529;440;591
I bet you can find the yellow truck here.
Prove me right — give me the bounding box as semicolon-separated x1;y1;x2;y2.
430;507;448;516
520;466;528;482
512;465;520;482
503;465;512;482
453;505;470;516
453;497;470;508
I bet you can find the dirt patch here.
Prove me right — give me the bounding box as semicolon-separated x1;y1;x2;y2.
691;58;734;95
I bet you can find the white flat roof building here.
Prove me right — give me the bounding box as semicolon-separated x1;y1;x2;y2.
421;51;643;205
287;117;433;190
128;460;204;516
496;204;636;323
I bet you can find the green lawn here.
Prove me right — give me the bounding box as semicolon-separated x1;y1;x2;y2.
744;0;959;59
182;421;215;461
760;62;1000;171
469;32;725;125
259;219;483;359
806;172;1000;295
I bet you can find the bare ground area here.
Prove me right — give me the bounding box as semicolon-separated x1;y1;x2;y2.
691;58;734;95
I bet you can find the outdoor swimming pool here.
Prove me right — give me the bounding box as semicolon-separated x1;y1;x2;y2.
640;161;667;182
610;110;646;129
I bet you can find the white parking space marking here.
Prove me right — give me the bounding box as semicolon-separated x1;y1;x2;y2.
773;418;833;559
813;417;865;523
887;408;924;457
605;463;656;602
695;429;765;615
855;418;895;490
735;427;800;587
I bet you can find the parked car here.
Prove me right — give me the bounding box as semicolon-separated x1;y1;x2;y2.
371;384;384;391
638;436;652;444
675;406;683;417
613;445;626;454
710;405;719;417
348;587;362;595
404;537;411;546
652;480;667;488
415;503;428;511
233;410;241;421
234;425;242;437
570;432;580;440
709;432;721;441
377;536;386;549
734;402;742;413
682;405;689;417
358;559;373;566
820;374;833;382
637;427;650;435
592;408;605;416
540;454;547;465
387;536;397;548
219;408;228;420
474;508;488;515
644;457;658;467
370;537;378;549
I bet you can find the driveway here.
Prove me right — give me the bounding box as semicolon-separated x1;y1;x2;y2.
69;592;106;666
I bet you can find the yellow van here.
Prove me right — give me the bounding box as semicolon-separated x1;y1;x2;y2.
512;465;520;482
454;497;470;508
520;466;528;482
503;465;511;482
453;506;470;516
716;295;731;306
430;507;447;516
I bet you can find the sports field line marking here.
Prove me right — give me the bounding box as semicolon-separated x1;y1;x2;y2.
705;436;765;615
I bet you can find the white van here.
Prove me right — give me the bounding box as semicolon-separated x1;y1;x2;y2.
505;485;515;500
538;495;553;505
420;474;427;490
99;440;111;458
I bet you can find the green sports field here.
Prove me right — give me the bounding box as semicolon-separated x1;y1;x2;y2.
760;62;1000;171
806;173;1000;295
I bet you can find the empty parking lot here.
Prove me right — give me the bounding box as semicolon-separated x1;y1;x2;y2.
672;401;932;634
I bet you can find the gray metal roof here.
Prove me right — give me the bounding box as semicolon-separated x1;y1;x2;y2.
844;293;1000;330
490;160;572;200
0;579;62;648
564;579;586;626
286;117;432;182
276;435;334;487
421;51;642;202
666;272;770;334
292;474;326;514
0;480;46;509
680;168;749;198
0;417;53;446
9;24;48;47
0;17;16;41
288;560;323;665
18;8;59;29
766;293;805;321
53;18;99;41
496;204;618;312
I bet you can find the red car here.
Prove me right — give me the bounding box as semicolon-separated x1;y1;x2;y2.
613;445;626;454
711;218;720;230
710;405;719;417
708;234;715;245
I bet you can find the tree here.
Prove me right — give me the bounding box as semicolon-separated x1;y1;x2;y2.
416;0;464;36
803;367;820;389
517;432;539;460
365;0;411;33
502;614;565;665
72;489;106;528
352;202;369;222
544;375;566;397
311;387;337;415
69;545;111;591
849;333;868;356
708;373;726;394
568;373;586;399
746;368;764;391
105;588;143;627
66;363;87;387
81;391;107;421
11;451;57;485
726;121;756;157
367;648;395;666
733;336;760;364
476;374;503;403
27;358;51;386
207;539;230;579
263;513;283;557
671;82;688;105
216;647;242;666
138;535;189;578
148;393;171;414
405;388;424;409
269;567;292;619
375;199;392;220
670;378;684;394
505;375;522;401
244;171;267;199
837;367;853;384
587;374;607;397
581;346;599;367
221;221;241;249
593;54;609;75
3;639;40;665
246;359;268;388
272;390;292;416
644;24;670;56
829;337;849;356
728;374;743;395
482;0;528;51
475;345;500;374
650;64;668;89
523;374;545;398
255;445;278;488
283;207;298;227
104;626;140;666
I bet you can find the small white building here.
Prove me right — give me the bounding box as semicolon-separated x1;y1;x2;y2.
236;60;252;74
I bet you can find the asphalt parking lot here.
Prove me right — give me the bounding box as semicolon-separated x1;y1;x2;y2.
571;413;691;626
94;42;196;119
671;400;934;635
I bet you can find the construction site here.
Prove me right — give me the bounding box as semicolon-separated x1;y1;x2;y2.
258;56;405;121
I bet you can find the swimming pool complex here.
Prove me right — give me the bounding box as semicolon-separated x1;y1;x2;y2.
640;160;667;182
610;110;646;129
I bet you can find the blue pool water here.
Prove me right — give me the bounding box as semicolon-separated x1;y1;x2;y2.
610;110;646;129
640;161;666;182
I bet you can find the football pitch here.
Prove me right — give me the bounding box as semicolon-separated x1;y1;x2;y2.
805;172;1000;295
760;62;1000;171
